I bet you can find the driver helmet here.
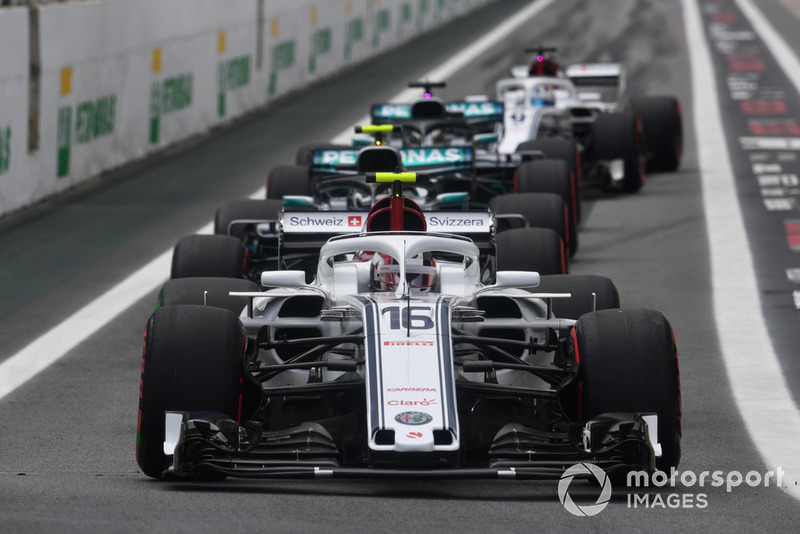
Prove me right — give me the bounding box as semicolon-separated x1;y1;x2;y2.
370;252;437;292
530;85;555;107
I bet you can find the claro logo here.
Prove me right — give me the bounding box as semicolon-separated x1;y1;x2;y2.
387;398;438;406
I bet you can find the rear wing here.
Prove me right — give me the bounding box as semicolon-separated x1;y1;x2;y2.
371;101;503;123
565;63;624;87
277;209;496;257
445;101;504;123
310;146;474;173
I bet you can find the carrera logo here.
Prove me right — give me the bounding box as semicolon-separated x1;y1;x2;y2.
348;215;362;227
427;216;486;227
387;387;437;392
288;215;345;227
388;398;438;406
383;341;434;346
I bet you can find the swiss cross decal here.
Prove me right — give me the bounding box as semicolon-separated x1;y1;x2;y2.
348;215;362;227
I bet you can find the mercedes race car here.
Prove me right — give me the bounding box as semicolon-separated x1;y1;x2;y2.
172;169;568;290
178;145;573;286
136;173;681;482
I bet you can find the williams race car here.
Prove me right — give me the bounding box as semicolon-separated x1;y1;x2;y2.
137;172;681;481
492;47;683;192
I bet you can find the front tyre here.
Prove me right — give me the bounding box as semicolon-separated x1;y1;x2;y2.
632;96;683;172
137;305;245;479
593;111;644;193
495;227;566;275
571;308;681;470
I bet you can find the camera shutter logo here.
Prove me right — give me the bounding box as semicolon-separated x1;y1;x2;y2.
558;463;612;517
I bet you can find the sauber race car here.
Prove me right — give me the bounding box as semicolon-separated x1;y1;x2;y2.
137;173;681;481
492;47;683;192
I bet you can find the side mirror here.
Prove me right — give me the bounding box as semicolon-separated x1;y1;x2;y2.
352;135;373;147
493;271;540;288
436;192;469;207
473;132;498;145
260;270;307;287
282;195;315;207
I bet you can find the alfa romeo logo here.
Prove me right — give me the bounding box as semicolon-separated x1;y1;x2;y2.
557;463;612;517
394;411;432;425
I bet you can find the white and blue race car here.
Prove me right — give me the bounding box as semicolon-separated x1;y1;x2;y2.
137;172;681;482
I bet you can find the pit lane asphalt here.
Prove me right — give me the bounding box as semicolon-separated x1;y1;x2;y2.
1;0;800;531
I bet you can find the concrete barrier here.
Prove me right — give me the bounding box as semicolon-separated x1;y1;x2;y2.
0;0;497;217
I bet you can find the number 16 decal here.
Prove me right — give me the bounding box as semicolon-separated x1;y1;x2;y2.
381;306;434;330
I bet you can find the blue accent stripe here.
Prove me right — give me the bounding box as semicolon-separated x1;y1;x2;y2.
436;296;458;433
355;296;382;430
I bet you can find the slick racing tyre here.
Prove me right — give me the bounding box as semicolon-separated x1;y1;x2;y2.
214;199;283;239
495;227;566;275
171;234;245;279
295;143;350;165
632;96;683;172
266;165;310;200
137;305;245;479
570;308;681;470
516;138;582;221
157;277;259;314
536;274;619;319
593;111;644;193
514;160;579;257
491;192;571;265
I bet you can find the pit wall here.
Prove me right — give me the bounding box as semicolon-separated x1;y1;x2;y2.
0;0;497;216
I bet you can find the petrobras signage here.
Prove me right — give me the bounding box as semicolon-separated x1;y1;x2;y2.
282;212;365;233
400;147;472;168
312;149;358;167
312;147;473;169
445;101;503;118
371;103;411;120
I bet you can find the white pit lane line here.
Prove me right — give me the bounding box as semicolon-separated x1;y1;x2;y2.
683;0;800;499
0;0;557;400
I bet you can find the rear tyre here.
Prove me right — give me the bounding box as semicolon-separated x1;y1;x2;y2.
593;111;644;193
214;199;283;239
157;277;259;314
516;138;581;221
536;274;619;319
571;308;681;470
491;192;571;266
266;165;310;200
514;160;578;257
632;96;682;172
137;305;244;479
495;227;566;275
171;234;245;279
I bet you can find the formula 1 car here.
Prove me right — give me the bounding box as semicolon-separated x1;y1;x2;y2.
175;144;571;285
492;47;683;192
284;121;579;257
136;172;681;481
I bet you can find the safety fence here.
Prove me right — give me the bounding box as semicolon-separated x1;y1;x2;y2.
0;0;497;216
